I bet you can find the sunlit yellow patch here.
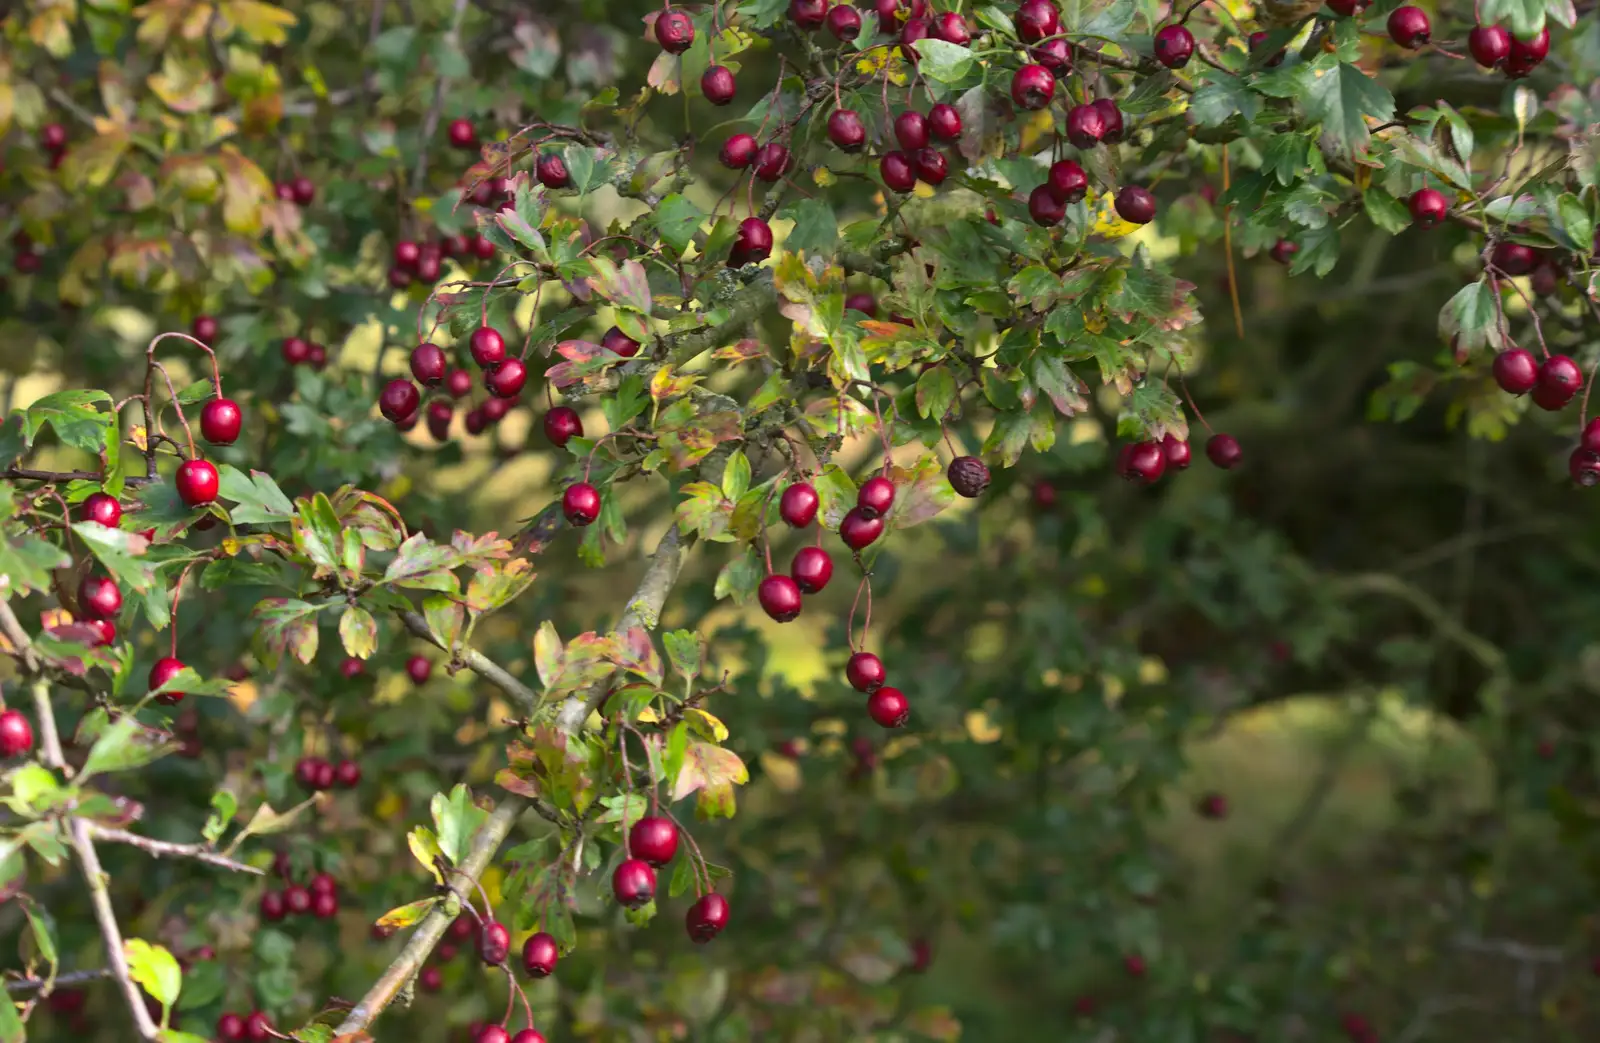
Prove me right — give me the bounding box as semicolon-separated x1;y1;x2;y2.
375;789;405;821
813;166;836;187
1018;108;1056;154
759;750;802;793
854;46;911;86
1088;188;1140;239
964;710;1002;744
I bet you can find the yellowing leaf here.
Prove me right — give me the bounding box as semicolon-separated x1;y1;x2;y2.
650;365;699;402
684;707;728;742
30;4;75;57
214;145;272;234
60;129;131;190
376;897;439;930
148;51;218;114
670;739;748;819
1088;189;1140;239
218;0;298;44
1018;108;1056;154
407;827;446;885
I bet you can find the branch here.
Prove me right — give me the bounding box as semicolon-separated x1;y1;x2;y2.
413;0;473;189
83;823;265;875
1331;572;1507;675
1;467;153;486
0;596;42;674
397;610;542;713
5;968;114;995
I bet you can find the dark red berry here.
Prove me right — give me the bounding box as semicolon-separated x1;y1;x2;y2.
913;148;947;186
1535;354;1583;409
410;343;446;386
285;885;312;915
894;111;930;151
290;176;315;206
40;122;69;152
628;816;679;866
1153;24;1195;67
1490;241;1537;275
1015;0;1059;42
780;482;820;527
469;326;506;368
281;337;311;365
393;240;421;271
536;153;570;189
418;966;442;992
1249;31;1285;66
789;0;829;30
485;359;528;398
1270;239;1299;264
758;574;804;622
1569;447;1600;486
1582;416;1600;454
612;858;656;907
176;459;220;507
379;379;421;424
846;652;886;693
1094;99;1124;144
1029;185;1067;226
881;151;917;193
1206;433;1242;469
1115;186;1156;224
839;508;884;550
828;109;867;152
845;292;877;316
947;456;990;497
563;482;601;526
426;402;453;441
149;656;188;706
931;10;969;44
191;314;219;344
448;118;478;150
479;921;511;965
686;892;729;942
720;133;758;169
406;655;431;684
857;475;895;518
654;8;696;53
753;143;793;182
1467;25;1510;66
1122;441;1166;483
544;406;583;447
791;546;835;594
1011;64;1055;110
1408;188;1448;228
1505;27;1549;76
827;5;863;39
1032;37;1072;70
259;890;286;922
1386;6;1430;48
1161;434;1191;470
867;686;910;728
81;491;122;528
522;932;559;977
1066;104;1107;149
927;103;962;141
701;65;737;105
200;398;242;445
217;1013;246;1041
334;760;361;788
339;657;363;679
730;217;774;265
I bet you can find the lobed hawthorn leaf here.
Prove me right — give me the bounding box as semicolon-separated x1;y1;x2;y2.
431;784;489;867
587;255;652;315
464;557;537;615
383;532;461;592
0;529;71;596
1438;279;1504;355
670;739;748;819
615;627;665;686
676;481;732;541
338;605;378;659
252;598;322;664
124;938;182;1010
713;545;763;605
22;389;114;454
653;194;705;255
1303;59;1395;157
70;522;155;594
79;714;180;781
777;197;838;256
911;38;976;83
218;466;295;526
662;629;705;682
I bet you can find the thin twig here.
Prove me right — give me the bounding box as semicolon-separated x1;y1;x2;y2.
84;824;265;875
414;0;473;189
5;968;115;994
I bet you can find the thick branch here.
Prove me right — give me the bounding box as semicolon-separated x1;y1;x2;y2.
84;823;265;875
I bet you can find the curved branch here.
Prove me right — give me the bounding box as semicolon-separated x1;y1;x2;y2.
83;823;265;876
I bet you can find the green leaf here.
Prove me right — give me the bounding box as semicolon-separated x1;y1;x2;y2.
1481;0;1546;38
1362;186;1413;235
713;545;762;606
1032;355;1088;416
202;789;238;845
22;389;113;453
1438;279;1503;354
293;494;344;571
19;894;58;975
79;714;179;780
601;374;648;432
0;530;72;595
159;1031;212;1043
1190;72;1260;127
811;464;858;529
223;796;320;856
71;521;156;594
0;993;24;1043
663;629;704;681
1303;60;1395;157
915;366;956;420
338;605;378;659
654;194;705;255
910;38;975;83
776;197;838;256
431;784;488;866
0;412;26;468
721;450;751;502
124;938;182;1009
1554;193;1594;253
563;146;615;196
383;532;461;592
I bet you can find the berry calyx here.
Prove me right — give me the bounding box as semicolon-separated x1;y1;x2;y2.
927;102;962;141
1408;188;1448;228
857;475;896;518
628;815;680;866
1115;186;1157;225
536;153;571;189
1015;0;1060;42
780;482;820;527
654;9;696;54
1010;64;1056;110
1029;185;1067;226
406;655;432;684
1386;6;1430;48
701;65;737;105
827;4;863;38
149;656;188;705
485;359;528;399
378;378;421;424
867;686;910;728
81;491;122;528
1468;25;1511;67
478;921;511;965
79;574;122;619
612;858;656;907
686;892;730;942
839;507;884;550
1206;433;1243;470
1152;24;1196;68
562;482;602;526
730;217;774;265
0;710;34;758
828;109;867;152
846;652;886;693
719;133;758;169
758;574;804;622
469;326;507;368
176;459;220;507
947;456;991;498
200;398;243;445
894;111;930;151
410;343;446;386
881;151;917;194
791;546;835;593
522;932;559;977
543;406;583;447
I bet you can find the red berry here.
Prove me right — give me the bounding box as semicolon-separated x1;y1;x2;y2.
1015;0;1059;42
1153;24;1195;67
789;0;829;30
612;858;656;907
406;655;432;684
544;406;583;447
1468;24;1510;66
243;1012;271;1042
1197;792;1229;818
311;890;338;918
486;359;528;398
334;760;361;787
563;482;602;526
1094;99;1124;144
426;402;453;441
846;652;886;693
720;133;758;169
200;398;242;445
899;17;931;60
149;656;188;706
753;143;793;183
290;176;315;206
1124;953;1148;977
81;491;122;527
1249;31;1285;66
629;815;679;866
0;710;34;758
867;686;910;728
791;546;834;593
176;459;220;506
410;343;446;385
913;148;948;186
758;575;804;622
418;966;442;992
828;109;867;152
846;293;877;316
1206;433;1243;469
881;151;917;193
1115;186;1156;225
1010;64;1055;110
857;475;896;518
217;1013;246;1041
448;118;478;150
894;111;930;151
1408;187;1448;228
1569;447;1600;486
510;1032;546;1043
1065;104;1107;149
840;507;884;550
40;122;69;152
281;336;311;366
1121;441;1166;483
191;314;219;344
927;103;962;141
285;885;312;915
379;378;421;424
1505;27;1549;75
686;892;730;942
654;8;695;53
1386;6;1430;48
469;326;506;368
701;65;737;105
522;932;559;977
1029;185;1067;226
1582;416;1600;454
1270;239;1299;265
780;482;820;527
536;153;570;189
479;921;511;965
446;368;473;398
1161;434;1191;470
1046;160;1088;204
931;11;969;44
827;5;863;39
471;234;496;259
1534;354;1583;410
393;240;421;271
730;217;774;265
259;890;286;922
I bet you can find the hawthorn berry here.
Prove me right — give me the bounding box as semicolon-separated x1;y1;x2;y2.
1121;441;1166;483
448;118;478;150
1197;792;1229;819
1015;0;1059;42
543;406;583;447
1047;160;1089;204
927;103;962;141
1327;0;1370;13
654;8;695;53
150;656;188;705
701;65;737;105
846;293;877;316
426;402;454;441
931;11;969;44
1408;188;1448;228
753;143;793;182
418;966;443;992
1468;25;1511;67
1583;416;1600;454
1115;186;1157;225
1010;64;1056;110
1534;355;1583;410
1162;434;1191;470
628;815;679;866
1094;99;1125;144
411;343;446;386
1206;433;1243;469
282;337;311;365
840;507;884;550
1270;239;1300;265
1124;953;1148;977
486;359;528;399
881;151;917;194
407;655;432;684
0;711;33;758
857;475;896;518
867;686;910;728
191;314;219;344
1032;480;1058;508
686;892;730;942
1505;28;1549;76
1065;104;1107;149
1032;36;1073;70
290;176;315;206
759;574;804;622
179;458;221;507
200;398;243;445
217;1013;246;1041
522;932;559;977
781;482;820;527
846;652;886;693
334;760;362;788
789;0;829;30
387;267;413;290
311;890;338;918
1386;6;1430;48
826;5;862;38
243;1012;272;1042
895;111;931;151
285;885;312;915
948;456;991;498
828;109;867;152
612;858;656;908
1248;31;1285;66
730;217;776;265
40;122;69;152
720;133;758;169
259;890;287;922
536;153;570;189
469;326;506;368
899;17;931;60
563;482;602;526
913;148;948;186
478;1027;512;1043
1152;24;1196;67
80;491;122;527
379;378;421;424
479;921;511;965
510;1031;546;1043
1569;447;1600;486
791;546;835;593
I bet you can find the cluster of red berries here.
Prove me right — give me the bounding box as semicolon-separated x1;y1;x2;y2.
273;175;316;207
293;754;362;791
11;230;42;274
214;1009;275;1041
1115;431;1241;484
377;324;529;438
280;335;329;370
609;815;731;943
38;121;68;171
1490;345;1583;414
846;649;910;729
259;864;341;922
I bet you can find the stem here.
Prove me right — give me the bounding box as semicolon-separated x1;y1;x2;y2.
1221;149;1244;339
